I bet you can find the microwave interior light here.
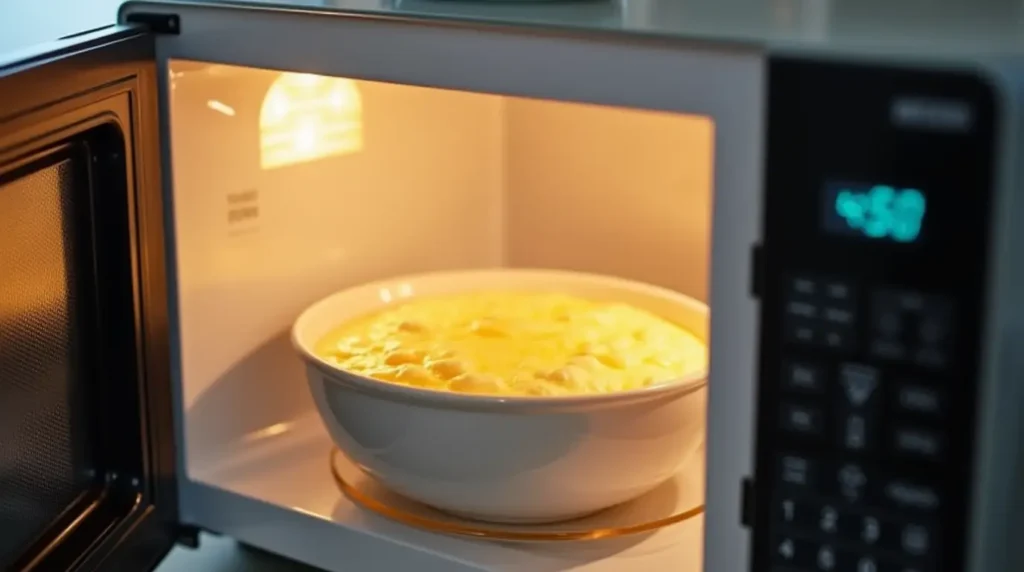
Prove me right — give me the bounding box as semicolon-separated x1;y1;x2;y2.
259;72;364;170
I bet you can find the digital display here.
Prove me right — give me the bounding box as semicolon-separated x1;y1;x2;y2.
822;182;927;243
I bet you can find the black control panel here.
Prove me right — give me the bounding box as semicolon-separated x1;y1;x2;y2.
749;58;998;572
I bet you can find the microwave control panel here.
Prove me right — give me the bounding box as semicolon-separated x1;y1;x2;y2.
750;58;998;572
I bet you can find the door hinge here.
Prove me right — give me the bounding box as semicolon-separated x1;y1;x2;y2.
125;12;181;35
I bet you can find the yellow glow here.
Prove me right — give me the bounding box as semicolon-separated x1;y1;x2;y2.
259;72;363;170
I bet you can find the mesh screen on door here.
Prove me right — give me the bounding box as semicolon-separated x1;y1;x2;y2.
0;156;96;568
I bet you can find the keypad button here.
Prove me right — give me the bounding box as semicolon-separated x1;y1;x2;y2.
858;515;882;546
893;383;943;417
776;497;817;530
816;504;841;536
870;519;937;560
781;402;825;438
868;291;909;362
897;523;934;558
787;299;821;319
823;306;856;326
779;454;820;490
784;361;827;394
848;556;881;572
914;297;954;364
837;412;876;453
814;543;839;570
881;478;940;512
822;328;857;352
891;426;943;461
833;462;870;503
786;319;820;345
823;280;855;303
774;534;818;567
838;364;881;409
790;276;821;297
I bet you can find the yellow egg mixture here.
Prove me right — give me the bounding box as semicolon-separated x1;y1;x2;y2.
314;292;707;397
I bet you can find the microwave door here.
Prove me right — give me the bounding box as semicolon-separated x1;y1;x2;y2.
0;25;178;572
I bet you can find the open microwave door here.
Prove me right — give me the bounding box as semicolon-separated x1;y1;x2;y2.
0;25;178;572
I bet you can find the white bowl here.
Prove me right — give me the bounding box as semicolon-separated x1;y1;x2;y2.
292;269;708;523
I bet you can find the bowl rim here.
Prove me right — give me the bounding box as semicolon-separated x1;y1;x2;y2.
292;268;709;409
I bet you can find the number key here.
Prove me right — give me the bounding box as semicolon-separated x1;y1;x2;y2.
819;505;840;535
860;516;881;545
773;534;817;567
775;497;817;530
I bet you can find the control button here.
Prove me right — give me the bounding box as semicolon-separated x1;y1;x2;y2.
838;364;880;409
785;319;820;345
784;361;826;393
838;412;875;453
898;523;933;557
823;280;855;303
881;478;940;512
823;306;856;326
790;276;820;297
870;339;908;361
891;426;943;461
817;504;840;535
787;299;820;319
914;300;953;367
773;534;817;567
894;383;943;417
815;544;837;570
778;497;798;525
777;536;798;562
850;556;880;572
872;520;936;560
869;290;908;362
834;462;869;503
779;454;819;489
781;402;825;438
821;328;856;352
776;497;817;530
859;515;882;546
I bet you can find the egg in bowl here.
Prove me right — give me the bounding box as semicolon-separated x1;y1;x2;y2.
294;269;709;523
314;291;707;397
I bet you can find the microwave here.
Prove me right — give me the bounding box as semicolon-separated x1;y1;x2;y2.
1;1;1021;571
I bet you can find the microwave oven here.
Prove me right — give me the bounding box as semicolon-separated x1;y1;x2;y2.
1;0;1022;571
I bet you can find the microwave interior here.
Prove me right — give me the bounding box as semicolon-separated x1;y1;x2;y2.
170;60;716;567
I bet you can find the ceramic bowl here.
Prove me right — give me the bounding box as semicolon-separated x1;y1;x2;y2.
293;268;707;523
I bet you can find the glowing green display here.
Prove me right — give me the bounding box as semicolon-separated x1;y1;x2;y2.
829;184;927;243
